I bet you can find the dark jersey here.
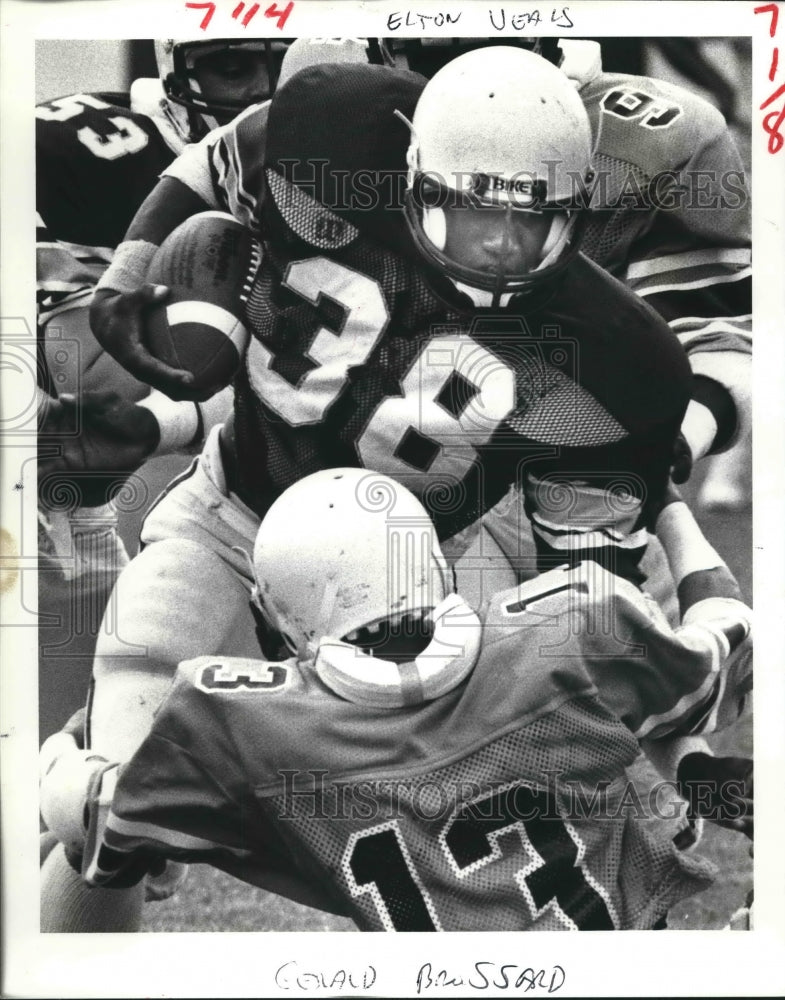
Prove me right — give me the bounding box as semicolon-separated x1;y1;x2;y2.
229;173;690;581
170;49;749;443
84;563;751;930
185;54;752;357
36;91;177;323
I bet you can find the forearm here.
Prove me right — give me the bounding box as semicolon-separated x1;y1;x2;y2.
125;176;211;245
91;179;211;302
654;493;752;736
655;493;743;614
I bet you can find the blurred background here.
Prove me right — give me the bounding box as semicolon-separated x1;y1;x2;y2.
36;39;155;101
37;36;751;140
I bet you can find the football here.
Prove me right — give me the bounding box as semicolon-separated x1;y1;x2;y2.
145;211;261;394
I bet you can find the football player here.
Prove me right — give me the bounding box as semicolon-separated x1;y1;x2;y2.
39;53;726;927
40;468;753;931
87;38;751;630
391;36;751;514
89;37;750;498
35;38;291;740
82;51;698;754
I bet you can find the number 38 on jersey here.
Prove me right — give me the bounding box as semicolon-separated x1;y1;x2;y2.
246;257;517;489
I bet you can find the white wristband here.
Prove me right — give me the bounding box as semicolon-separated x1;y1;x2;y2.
39;742;109;852
137;390;200;455
95;239;159;296
197;385;234;436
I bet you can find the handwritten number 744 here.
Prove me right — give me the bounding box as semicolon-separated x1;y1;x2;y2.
185;0;293;31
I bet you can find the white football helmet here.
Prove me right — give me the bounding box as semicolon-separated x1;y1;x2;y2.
154;38;290;143
252;469;481;707
403;46;595;306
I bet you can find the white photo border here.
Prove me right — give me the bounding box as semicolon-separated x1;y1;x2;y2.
2;2;784;996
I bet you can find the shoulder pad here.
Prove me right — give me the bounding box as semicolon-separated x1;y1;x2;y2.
582;71;727;174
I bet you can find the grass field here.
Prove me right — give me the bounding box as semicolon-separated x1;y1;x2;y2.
123;454;753;933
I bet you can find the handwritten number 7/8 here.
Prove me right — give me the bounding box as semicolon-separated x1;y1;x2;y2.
756;3;784;153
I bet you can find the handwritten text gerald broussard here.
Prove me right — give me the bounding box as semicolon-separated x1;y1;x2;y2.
416;962;567;994
387;7;574;32
271;960;565;993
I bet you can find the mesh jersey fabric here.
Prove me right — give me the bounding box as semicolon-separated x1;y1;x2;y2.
187;62;748;440
86;565;750;930
236;176;690;547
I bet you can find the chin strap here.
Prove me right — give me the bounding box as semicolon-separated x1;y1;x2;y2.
314;593;482;709
453;282;514;309
537;213;572;269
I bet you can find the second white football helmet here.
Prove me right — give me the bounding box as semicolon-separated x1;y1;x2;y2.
252;468;483;707
252;468;453;656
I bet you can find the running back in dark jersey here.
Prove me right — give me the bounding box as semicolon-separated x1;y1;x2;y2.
166;50;749;471
228;65;691;575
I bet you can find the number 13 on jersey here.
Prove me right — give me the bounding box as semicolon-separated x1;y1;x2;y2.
342;779;618;931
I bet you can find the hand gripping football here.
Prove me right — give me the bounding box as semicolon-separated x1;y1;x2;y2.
145;211;261;394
